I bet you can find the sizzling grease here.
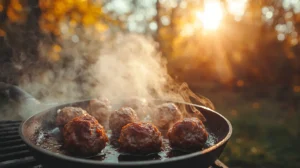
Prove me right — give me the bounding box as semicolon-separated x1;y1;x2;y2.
35;127;217;162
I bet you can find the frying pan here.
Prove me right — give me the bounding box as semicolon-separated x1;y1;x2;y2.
18;98;232;168
1;83;232;168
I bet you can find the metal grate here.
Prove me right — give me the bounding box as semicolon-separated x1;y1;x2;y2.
0;120;227;168
0;120;41;168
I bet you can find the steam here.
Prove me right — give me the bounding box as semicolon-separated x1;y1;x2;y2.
14;32;182;120
89;33;175;102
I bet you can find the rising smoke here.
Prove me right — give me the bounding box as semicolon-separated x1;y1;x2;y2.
12;31;183;120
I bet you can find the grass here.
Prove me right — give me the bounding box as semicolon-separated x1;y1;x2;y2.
192;84;300;168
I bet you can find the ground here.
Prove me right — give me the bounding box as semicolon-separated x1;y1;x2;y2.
191;82;300;168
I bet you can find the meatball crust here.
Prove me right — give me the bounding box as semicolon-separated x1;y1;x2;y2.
122;97;148;119
167;118;208;151
87;98;112;127
151;103;183;130
119;122;162;154
63;115;108;156
109;107;138;137
56;107;88;129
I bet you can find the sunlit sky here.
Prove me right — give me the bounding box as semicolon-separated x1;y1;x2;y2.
104;0;300;33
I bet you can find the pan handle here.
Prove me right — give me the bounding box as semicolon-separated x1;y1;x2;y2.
0;82;59;120
0;82;41;104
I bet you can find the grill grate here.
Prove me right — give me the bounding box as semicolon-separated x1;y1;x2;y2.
0;120;41;168
0;120;227;168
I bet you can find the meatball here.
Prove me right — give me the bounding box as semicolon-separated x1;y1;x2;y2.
119;122;162;154
87;98;112;127
109;107;138;137
151;103;183;130
63;115;108;156
122;97;149;119
167;118;208;151
56;107;88;130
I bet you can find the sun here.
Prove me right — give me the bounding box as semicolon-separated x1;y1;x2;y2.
196;1;224;31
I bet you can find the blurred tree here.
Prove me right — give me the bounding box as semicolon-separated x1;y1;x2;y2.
0;0;120;86
159;0;300;92
0;0;299;96
0;0;40;84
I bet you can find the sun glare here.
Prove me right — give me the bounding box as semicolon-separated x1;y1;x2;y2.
227;0;247;21
196;1;224;30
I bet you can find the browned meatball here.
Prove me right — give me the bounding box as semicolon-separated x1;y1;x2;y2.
151;103;183;130
109;107;138;137
56;107;88;130
87;98;112;127
122;97;149;119
119;122;162;154
167;118;208;151
63;115;108;156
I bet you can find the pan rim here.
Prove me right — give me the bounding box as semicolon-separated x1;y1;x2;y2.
19;99;232;166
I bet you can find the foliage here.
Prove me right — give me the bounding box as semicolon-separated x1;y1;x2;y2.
0;0;121;84
155;0;300;88
38;0;118;35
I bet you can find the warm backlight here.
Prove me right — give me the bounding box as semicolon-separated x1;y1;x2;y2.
196;1;223;30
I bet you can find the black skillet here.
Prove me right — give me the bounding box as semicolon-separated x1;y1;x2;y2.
18;97;232;168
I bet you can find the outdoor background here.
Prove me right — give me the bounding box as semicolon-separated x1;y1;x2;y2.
0;0;300;167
